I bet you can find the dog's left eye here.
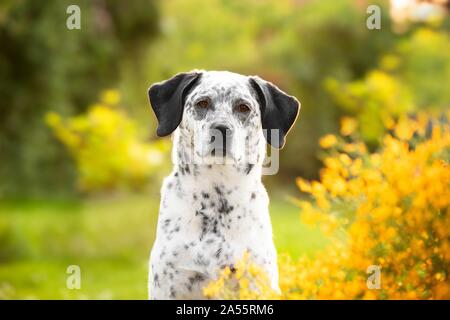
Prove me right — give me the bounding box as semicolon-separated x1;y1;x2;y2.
236;104;250;113
196;99;209;109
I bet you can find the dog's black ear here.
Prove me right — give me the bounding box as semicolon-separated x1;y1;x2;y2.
249;76;300;149
148;72;202;137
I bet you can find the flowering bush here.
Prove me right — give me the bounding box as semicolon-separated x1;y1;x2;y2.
203;251;277;300
325;70;413;144
204;113;450;299
46;90;170;192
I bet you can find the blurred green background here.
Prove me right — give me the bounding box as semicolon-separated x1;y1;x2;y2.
0;0;448;299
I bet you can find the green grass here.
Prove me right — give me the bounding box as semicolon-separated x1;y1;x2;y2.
0;259;148;299
0;193;327;299
271;199;328;258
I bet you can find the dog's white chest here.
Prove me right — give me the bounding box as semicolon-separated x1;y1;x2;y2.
148;171;278;299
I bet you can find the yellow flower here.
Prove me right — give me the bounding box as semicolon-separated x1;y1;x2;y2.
296;177;312;193
395;117;415;141
339;153;352;166
329;177;346;196
239;278;249;290
319;134;337;149
340;117;358;136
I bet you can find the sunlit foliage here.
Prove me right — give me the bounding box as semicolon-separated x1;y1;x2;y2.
326;27;450;144
46;90;170;192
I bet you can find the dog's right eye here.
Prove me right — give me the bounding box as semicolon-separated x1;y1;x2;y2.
196;100;209;109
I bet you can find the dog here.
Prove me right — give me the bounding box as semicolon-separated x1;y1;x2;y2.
147;70;300;299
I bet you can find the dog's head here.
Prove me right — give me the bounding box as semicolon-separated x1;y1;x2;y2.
148;70;300;166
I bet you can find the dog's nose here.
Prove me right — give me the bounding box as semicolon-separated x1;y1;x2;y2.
210;124;232;156
212;124;232;138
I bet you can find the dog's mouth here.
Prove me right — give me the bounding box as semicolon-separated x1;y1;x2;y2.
202;143;236;164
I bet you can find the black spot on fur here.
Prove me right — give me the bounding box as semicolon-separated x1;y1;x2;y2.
194;253;209;266
214;185;223;195
189;273;206;285
212;220;218;234
169;286;176;298
217;198;234;214
154;273;160;287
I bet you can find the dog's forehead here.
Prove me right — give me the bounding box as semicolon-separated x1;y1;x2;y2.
193;71;253;98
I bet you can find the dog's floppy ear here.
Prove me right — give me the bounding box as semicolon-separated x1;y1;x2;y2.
249;76;300;149
148;72;202;137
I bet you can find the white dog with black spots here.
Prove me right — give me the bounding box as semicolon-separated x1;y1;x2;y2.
147;70;300;299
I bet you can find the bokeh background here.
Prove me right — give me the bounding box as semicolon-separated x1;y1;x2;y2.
0;0;449;299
